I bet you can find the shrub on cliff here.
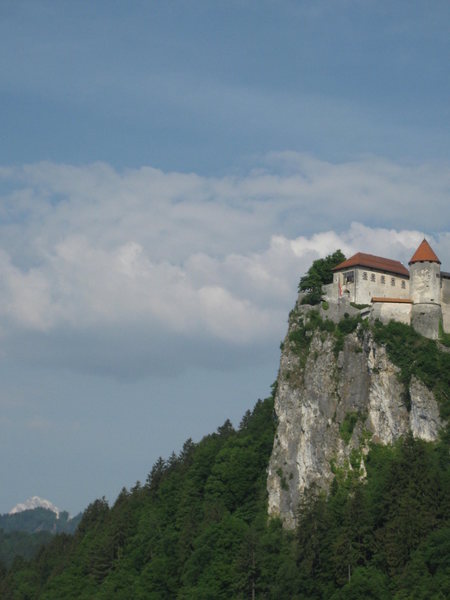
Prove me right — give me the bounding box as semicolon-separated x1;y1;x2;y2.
299;249;346;305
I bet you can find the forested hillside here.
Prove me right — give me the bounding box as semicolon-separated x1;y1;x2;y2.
0;508;81;535
0;319;449;598
0;530;52;569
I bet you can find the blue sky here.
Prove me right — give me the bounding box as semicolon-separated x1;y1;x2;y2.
2;0;450;171
0;0;449;515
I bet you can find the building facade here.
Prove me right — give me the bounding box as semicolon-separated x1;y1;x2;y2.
323;239;449;340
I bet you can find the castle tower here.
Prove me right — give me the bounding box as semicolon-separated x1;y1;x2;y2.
409;239;442;339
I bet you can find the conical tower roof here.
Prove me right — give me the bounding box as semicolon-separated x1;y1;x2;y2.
409;239;441;265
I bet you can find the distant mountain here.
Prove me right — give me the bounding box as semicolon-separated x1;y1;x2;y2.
9;496;60;518
0;501;83;568
0;505;82;535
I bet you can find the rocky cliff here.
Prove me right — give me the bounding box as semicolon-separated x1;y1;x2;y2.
267;299;443;529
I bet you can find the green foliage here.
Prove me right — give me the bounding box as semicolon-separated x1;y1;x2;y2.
299;249;346;305
330;566;391;599
3;404;448;600
288;308;365;367
339;412;359;444
288;317;312;369
350;302;370;309
333;313;363;356
337;313;361;335
0;530;52;568
275;468;289;491
439;320;450;348
0;398;279;599
0;509;81;569
294;435;450;598
372;320;450;420
287;309;336;371
300;289;323;305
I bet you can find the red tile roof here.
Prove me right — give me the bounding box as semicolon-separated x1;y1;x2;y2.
333;253;409;277
371;297;412;304
409;239;441;265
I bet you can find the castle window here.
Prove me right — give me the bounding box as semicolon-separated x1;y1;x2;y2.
381;276;385;284
391;278;395;286
344;271;354;283
362;271;368;280
401;280;406;289
371;273;376;282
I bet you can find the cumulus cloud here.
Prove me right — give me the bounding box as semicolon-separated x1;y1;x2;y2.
0;154;448;377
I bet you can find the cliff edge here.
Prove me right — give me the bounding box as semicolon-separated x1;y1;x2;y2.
267;299;444;529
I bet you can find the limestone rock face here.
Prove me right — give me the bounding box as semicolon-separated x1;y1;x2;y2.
409;376;442;441
267;302;443;529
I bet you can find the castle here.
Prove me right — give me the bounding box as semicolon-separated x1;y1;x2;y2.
322;239;450;340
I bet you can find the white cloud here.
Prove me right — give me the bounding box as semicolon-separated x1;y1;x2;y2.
0;154;448;377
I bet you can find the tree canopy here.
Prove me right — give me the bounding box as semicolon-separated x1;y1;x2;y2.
298;249;346;304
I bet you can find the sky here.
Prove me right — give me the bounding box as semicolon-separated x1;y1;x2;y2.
0;0;449;515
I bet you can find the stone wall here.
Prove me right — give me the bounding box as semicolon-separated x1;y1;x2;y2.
441;277;450;333
411;303;442;340
370;301;411;326
410;261;441;304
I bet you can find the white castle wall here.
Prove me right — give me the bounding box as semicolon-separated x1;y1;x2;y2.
371;302;412;326
440;277;450;334
411;304;442;340
409;261;442;340
333;268;410;305
409;262;441;304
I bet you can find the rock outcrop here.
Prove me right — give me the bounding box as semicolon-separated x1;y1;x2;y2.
267;300;443;529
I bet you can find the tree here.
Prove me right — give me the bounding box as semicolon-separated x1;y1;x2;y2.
329;566;391;600
298;249;346;305
145;457;166;496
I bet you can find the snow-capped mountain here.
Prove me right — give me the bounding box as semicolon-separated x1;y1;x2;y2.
9;496;60;518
